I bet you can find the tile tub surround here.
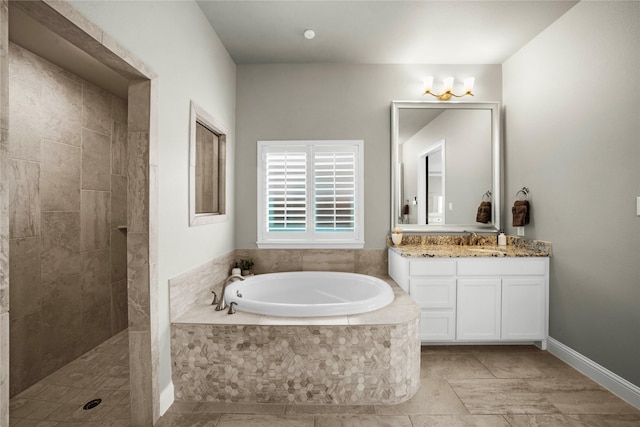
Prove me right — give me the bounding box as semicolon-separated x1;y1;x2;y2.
235;248;389;277
388;235;551;258
171;280;421;405
169;250;236;320
7;42;128;396
169;249;388;321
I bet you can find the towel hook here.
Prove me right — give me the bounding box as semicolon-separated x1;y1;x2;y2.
515;187;529;200
482;190;492;202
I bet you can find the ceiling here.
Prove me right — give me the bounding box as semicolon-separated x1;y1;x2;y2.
197;0;578;65
7;1;579;100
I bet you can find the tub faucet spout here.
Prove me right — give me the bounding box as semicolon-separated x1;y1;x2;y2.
215;274;245;311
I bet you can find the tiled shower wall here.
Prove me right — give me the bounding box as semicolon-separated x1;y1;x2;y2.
8;42;128;396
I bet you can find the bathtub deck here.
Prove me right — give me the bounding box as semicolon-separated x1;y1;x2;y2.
172;278;417;326
171;278;421;405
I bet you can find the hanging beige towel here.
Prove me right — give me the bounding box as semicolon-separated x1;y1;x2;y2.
512;200;530;226
476;201;491;223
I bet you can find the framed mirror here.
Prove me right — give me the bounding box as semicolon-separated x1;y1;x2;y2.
391;101;501;233
189;101;228;226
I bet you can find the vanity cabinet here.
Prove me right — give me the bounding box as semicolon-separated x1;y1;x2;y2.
388;250;549;348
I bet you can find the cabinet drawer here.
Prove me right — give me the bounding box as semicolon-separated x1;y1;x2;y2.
501;259;547;276
410;259;456;276
458;258;547;276
410;278;456;308
420;310;455;342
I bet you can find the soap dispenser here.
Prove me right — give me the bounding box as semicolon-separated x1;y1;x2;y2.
498;231;507;246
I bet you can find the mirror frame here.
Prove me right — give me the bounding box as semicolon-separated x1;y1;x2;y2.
189;101;228;226
391;101;501;233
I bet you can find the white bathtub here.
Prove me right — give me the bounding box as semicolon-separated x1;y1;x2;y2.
224;271;394;317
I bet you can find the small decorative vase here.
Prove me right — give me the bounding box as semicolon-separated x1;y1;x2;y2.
241;269;252;276
391;233;403;246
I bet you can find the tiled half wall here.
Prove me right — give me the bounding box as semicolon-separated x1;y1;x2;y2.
169;249;421;405
172;320;420;405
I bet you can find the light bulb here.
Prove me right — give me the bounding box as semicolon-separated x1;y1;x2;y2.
423;76;434;92
443;77;454;92
463;77;475;94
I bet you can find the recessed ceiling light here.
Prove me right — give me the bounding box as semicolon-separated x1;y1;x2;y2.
303;29;315;40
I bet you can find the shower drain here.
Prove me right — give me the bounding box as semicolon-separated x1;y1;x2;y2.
82;399;102;410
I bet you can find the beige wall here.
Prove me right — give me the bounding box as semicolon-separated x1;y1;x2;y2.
8;42;128;395
236;64;502;249
69;0;237;401
504;1;640;386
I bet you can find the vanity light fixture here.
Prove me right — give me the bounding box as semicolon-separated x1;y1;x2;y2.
423;76;475;101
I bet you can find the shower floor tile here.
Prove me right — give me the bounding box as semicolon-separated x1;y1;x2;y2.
9;331;640;426
9;329;130;426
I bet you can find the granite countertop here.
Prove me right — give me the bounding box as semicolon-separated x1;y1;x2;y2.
388;235;551;258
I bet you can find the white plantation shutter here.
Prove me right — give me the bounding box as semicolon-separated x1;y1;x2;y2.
258;140;364;248
265;150;307;232
314;147;357;233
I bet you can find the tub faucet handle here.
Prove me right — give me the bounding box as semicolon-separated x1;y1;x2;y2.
227;302;238;315
210;291;220;305
216;274;245;311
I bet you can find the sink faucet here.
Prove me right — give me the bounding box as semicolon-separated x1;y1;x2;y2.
215;274;245;311
466;231;478;246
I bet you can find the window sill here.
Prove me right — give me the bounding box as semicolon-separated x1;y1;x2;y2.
190;213;228;227
256;241;365;249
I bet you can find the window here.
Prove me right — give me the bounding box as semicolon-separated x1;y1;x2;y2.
257;140;364;248
195;121;222;214
189;101;227;226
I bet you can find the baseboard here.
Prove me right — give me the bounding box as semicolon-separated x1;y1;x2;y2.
547;337;640;409
159;381;175;417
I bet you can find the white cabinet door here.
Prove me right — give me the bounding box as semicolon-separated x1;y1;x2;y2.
420;310;455;341
457;278;501;341
502;277;545;340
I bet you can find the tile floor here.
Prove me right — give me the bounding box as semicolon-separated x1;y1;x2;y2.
9;330;130;426
8;330;640;426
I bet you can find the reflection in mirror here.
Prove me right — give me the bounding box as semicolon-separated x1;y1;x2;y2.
392;101;501;233
418;139;445;225
189;101;228;226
